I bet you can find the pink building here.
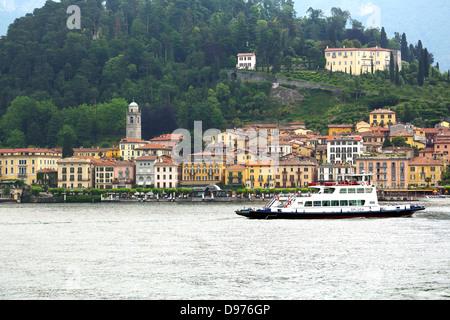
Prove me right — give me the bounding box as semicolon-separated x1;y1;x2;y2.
113;161;135;189
356;155;410;189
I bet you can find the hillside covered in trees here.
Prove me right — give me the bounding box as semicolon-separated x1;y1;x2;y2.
0;0;448;150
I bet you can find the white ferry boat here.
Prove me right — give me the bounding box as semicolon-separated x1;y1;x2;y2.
236;173;425;219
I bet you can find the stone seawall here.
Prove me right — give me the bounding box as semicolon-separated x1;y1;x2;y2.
228;71;342;92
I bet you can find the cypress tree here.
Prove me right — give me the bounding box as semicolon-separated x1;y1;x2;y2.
380;27;388;48
389;52;395;83
401;33;409;61
395;64;400;86
418;50;425;86
423;48;430;78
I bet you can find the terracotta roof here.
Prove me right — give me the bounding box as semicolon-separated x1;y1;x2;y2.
325;47;392;52
391;130;413;137
95;160;116;166
328;124;353;128
409;157;443;166
136;143;172;150
120;138;147;143
74;147;116;152
225;164;246;170
279;160;315;166
0;148;61;155
135;156;157;161
369;108;396;114
150;134;183;141
154;161;179;167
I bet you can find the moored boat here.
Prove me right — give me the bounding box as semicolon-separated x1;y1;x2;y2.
236;173;425;219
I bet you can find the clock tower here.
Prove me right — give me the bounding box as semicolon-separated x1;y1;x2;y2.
126;100;142;140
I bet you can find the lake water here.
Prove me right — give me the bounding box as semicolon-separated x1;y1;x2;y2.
0;200;448;300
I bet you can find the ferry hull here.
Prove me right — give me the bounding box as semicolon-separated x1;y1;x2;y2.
236;206;426;220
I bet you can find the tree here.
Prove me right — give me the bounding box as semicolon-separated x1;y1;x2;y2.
391;136;410;147
382;138;392;148
57;125;77;158
418;50;425;86
389;51;395;83
401;33;409;61
380;27;388;48
6;129;26;148
2;185;11;198
395;64;400;86
423;48;430;78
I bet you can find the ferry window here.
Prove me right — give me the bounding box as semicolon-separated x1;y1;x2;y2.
340;200;348;206
313;201;322;207
340;188;347;194
357;188;365;194
365;188;372;193
324;188;334;194
348;188;356;194
349;200;357;206
331;200;339;206
322;201;330;207
357;200;365;205
305;201;313;207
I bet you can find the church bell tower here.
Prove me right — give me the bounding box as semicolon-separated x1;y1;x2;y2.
126;100;141;140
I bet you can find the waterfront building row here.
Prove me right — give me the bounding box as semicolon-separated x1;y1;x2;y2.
0;147;446;191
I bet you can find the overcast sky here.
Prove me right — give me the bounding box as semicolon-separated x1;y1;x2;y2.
0;0;449;69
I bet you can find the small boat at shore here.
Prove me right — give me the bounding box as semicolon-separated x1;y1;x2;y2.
236;173;425;219
418;195;448;202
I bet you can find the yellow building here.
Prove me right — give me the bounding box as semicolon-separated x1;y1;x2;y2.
119;138;147;161
224;164;247;188
180;152;225;188
245;161;275;189
328;124;353;136
390;130;426;149
408;157;443;187
355;121;371;133
136;143;172;158
325;46;401;75
74;146;120;159
437;120;449;128
0;148;62;185
94;159;117;190
275;161;316;188
57;156;96;190
369;109;396;127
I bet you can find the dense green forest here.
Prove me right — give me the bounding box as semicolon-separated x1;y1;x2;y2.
0;0;448;150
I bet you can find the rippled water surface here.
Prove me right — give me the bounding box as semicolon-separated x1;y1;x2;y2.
0;200;448;300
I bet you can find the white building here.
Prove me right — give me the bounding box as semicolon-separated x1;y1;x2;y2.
135;155;157;187
236;53;256;70
317;163;356;183
154;160;181;189
326;136;364;165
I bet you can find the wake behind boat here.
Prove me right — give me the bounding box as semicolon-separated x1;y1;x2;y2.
236;173;425;219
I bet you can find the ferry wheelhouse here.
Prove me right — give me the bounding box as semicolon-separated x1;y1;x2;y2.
236;173;425;219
